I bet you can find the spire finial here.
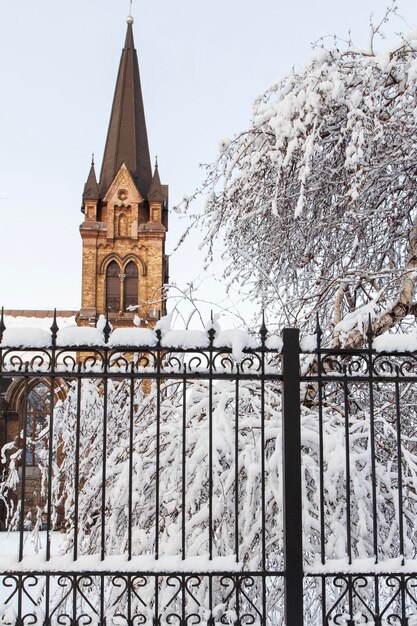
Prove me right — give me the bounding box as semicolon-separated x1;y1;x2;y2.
127;0;134;24
155;155;158;169
91;153;95;167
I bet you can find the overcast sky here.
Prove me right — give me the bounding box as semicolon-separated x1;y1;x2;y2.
1;0;417;315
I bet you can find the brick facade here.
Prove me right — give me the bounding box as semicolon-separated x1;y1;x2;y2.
79;165;168;329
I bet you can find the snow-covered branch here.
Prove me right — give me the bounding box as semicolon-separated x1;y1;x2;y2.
185;17;417;344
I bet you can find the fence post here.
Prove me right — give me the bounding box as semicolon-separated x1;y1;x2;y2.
282;328;303;626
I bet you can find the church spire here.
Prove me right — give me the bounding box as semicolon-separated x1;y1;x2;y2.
148;158;165;203
83;157;99;201
99;18;152;199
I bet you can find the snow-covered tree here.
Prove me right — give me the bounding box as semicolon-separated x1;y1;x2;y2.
185;6;417;346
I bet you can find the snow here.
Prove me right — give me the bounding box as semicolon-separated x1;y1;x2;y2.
0;322;287;354
300;334;317;352
4;322;417;357
96;314;110;333
373;332;417;353
204;312;221;334
265;334;283;351
161;330;209;349
306;556;417;575
0;532;243;573
1;328;51;348
155;313;172;332
56;326;104;347
214;329;258;361
109;328;157;347
334;299;381;334
194;26;417;346
4;316;76;330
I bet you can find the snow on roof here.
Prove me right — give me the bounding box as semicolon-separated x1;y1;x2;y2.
4;311;77;331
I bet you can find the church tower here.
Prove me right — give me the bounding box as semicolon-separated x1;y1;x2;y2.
78;16;168;328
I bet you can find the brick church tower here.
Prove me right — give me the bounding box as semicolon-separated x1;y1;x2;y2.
78;16;168;328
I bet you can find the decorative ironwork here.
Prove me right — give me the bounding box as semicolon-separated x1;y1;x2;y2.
1;315;417;624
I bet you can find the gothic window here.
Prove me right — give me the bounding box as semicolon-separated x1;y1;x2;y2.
25;383;49;466
124;262;138;311
118;213;128;237
106;261;121;311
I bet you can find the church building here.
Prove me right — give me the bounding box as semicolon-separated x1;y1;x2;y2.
4;15;169;331
0;16;169;522
79;16;169;328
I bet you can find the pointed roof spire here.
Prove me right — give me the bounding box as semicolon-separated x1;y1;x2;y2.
83;158;100;200
148;158;166;203
99;18;152;199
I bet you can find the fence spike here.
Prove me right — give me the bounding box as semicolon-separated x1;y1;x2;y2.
50;308;59;346
155;327;162;345
207;326;216;344
104;309;112;343
0;307;5;343
366;312;373;346
315;312;323;343
260;311;268;342
207;309;216;344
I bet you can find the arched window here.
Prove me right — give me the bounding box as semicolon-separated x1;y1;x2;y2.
118;213;128;237
106;261;120;311
25;383;49;466
124;262;138;311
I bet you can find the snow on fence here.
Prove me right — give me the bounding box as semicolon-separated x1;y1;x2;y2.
1;313;417;624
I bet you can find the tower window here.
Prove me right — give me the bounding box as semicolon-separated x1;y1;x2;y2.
124;262;138;311
106;261;121;311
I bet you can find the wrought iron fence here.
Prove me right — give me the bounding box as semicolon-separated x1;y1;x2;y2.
0;313;416;625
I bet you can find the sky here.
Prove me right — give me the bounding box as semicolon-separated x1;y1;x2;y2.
1;0;417;320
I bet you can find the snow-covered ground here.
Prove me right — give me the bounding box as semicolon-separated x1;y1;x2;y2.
0;532;240;573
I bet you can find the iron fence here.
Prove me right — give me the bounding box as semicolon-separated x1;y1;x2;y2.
0;313;416;625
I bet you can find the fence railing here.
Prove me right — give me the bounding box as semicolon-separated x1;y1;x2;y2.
0;315;417;625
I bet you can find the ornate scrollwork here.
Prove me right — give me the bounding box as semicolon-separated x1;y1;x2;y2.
109;353;131;370
111;574;149;624
218;575;262;625
322;574;417;626
219;574;237;606
3;351;25;372
82;353;105;373
398;356;417;377
184;576;203;607
111;576;144;625
56;352;78;372
49;575;75;622
346;355;370;376
163;354;183;373
186;353;210;373
372;355;398;377
212;352;235;372
2;350;52;373
2;574;19;604
321;355;344;376
30;353;52;372
319;353;371;378
240;353;262;374
75;575;99;616
237;576;263;624
325;575;350;625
